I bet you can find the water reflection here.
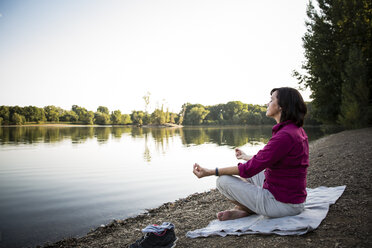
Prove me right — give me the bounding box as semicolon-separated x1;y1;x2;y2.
0;125;342;148
143;133;151;162
182;127;272;147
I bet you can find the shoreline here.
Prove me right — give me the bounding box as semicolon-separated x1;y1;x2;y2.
40;127;371;247
0;123;184;128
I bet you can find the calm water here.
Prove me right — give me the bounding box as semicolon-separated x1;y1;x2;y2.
0;125;340;248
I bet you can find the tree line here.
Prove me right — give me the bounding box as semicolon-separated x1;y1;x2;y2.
0;105;133;126
295;0;371;128
0;101;320;126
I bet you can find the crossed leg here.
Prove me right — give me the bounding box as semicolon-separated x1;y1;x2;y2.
217;200;255;221
216;174;265;221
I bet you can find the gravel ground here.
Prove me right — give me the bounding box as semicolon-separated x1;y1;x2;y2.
42;127;372;248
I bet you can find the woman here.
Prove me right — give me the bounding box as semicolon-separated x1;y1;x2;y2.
193;87;309;220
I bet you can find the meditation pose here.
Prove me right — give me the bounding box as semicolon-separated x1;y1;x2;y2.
193;87;309;220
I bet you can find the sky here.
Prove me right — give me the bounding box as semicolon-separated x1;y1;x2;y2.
0;0;311;114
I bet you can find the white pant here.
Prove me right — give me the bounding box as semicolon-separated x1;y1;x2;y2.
216;171;304;218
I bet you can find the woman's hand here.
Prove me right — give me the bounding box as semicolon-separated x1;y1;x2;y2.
235;148;251;161
193;163;213;178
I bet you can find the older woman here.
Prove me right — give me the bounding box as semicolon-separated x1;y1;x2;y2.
193;87;309;220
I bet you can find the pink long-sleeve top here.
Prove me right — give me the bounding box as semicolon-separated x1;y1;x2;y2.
238;120;309;204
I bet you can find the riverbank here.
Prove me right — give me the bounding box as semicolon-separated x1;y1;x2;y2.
42;127;372;248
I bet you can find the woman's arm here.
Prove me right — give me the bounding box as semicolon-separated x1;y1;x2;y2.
193;163;239;178
193;148;251;179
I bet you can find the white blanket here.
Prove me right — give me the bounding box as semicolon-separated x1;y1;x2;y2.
186;186;346;238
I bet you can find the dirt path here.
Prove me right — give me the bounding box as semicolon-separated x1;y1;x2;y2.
43;128;372;248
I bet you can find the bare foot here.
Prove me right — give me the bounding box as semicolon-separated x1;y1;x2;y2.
216;209;250;221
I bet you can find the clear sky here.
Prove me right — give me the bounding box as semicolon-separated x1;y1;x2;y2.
0;0;311;114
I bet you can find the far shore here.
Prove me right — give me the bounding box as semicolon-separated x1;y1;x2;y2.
0;123;184;128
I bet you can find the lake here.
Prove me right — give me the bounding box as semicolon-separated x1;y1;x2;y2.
0;125;340;248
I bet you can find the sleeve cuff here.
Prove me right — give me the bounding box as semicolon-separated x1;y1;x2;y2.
237;162;247;178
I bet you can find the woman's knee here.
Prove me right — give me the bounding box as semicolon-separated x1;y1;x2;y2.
216;175;234;190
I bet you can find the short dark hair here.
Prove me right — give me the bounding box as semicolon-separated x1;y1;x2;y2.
270;87;307;127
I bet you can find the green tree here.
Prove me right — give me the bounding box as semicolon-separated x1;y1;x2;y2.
72;105;80;116
0;106;10;125
60;110;78;122
151;109;166;125
185;106;210;125
205;104;224;124
178;104;187;125
131;111;145;125
94;112;111;125
121;114;132;124
182;103;204;124
83;111;94;125
23;106;46;123
165;108;170;123
97;106;109;115
111;110;122;124
304;102;322;125
222;101;244;122
179;102;275;126
12;113;26;125
169;113;176;124
142;113;151;125
295;0;372;127
339;45;371;127
248;112;262;125
44;105;61;122
72;105;94;124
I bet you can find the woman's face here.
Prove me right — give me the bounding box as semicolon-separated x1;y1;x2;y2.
266;91;281;121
